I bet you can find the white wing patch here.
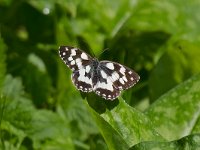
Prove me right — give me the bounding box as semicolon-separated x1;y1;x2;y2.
75;58;82;68
101;70;107;79
86;65;91;73
119;66;126;75
71;60;75;65
106;63;114;70
71;49;76;56
95;80;114;91
81;53;88;60
78;69;92;85
119;78;125;84
111;71;119;81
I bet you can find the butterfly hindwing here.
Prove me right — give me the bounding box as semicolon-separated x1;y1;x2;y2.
92;70;121;100
71;68;93;92
59;46;93;92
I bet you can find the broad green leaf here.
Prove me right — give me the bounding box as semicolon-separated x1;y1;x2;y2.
87;97;165;148
1;75;36;149
23;53;52;107
86;101;129;150
130;134;200;150
146;73;200;141
193;117;200;134
149;41;200;101
29;110;74;150
126;0;200;44
101;98;164;147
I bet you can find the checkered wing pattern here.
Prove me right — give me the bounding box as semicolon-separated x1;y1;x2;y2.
93;61;140;100
59;46;140;100
59;46;93;92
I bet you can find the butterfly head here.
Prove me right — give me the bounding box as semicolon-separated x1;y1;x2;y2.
91;58;99;69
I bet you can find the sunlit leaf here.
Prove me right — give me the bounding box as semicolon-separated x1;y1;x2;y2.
146;73;200;140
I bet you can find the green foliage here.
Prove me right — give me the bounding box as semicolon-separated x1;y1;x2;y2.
0;0;200;149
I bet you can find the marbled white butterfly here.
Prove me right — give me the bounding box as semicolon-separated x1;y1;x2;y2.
59;46;140;100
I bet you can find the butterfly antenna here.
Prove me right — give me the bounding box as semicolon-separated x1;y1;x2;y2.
100;48;109;56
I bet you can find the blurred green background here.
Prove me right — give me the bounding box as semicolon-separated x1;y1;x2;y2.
1;0;200;149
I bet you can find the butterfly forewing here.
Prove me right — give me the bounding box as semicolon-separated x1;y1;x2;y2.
99;61;140;91
59;46;92;71
59;46;93;92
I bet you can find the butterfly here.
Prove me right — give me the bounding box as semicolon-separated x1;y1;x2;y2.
59;46;140;100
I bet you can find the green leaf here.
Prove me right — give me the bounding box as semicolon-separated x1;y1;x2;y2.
146;73;200;141
1;75;36;149
29;109;74;150
101;98;164;147
149;41;200;101
86;101;129;150
1;75;75;150
0;38;6;92
130;134;200;150
87;97;164;149
126;0;200;43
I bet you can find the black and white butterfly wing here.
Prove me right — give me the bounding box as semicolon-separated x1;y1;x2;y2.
93;61;140;100
100;61;140;90
59;46;93;92
93;72;121;100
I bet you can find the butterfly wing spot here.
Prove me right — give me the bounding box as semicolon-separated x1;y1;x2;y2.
122;76;128;82
68;56;73;61
101;70;107;79
106;63;115;70
65;47;69;51
119;78;125;84
86;65;91;73
120;67;126;75
71;60;75;65
128;71;132;74
62;52;66;56
130;77;134;81
95;88;120;100
81;53;89;60
70;49;76;56
118;86;123;90
75;58;82;68
111;72;120;81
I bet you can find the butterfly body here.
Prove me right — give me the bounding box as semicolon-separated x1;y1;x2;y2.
59;46;140;100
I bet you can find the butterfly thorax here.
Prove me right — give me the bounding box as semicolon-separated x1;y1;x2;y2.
91;58;99;70
91;58;101;86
